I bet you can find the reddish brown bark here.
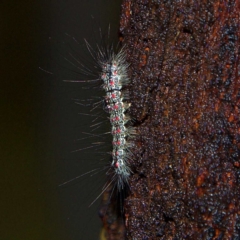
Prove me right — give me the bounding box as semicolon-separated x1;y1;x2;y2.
118;0;240;239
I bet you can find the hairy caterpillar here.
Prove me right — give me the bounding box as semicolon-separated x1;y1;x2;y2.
65;40;135;199
55;27;135;238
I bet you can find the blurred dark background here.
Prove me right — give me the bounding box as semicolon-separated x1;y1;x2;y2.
1;0;122;239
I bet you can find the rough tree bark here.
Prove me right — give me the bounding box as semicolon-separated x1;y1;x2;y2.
102;0;240;239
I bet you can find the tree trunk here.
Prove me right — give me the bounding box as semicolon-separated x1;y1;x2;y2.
118;0;240;239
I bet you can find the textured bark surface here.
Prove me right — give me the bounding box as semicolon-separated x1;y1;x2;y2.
118;0;240;239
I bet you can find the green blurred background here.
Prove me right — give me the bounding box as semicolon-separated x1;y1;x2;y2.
1;0;122;239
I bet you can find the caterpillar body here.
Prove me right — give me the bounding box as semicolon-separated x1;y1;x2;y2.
65;40;135;204
53;28;136;238
97;46;134;193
